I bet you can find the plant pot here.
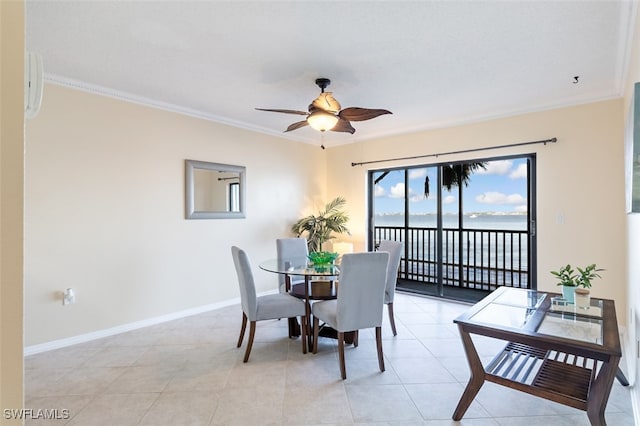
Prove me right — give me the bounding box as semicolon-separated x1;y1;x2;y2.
561;285;576;304
574;288;591;309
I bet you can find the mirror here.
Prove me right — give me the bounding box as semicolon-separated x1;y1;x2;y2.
185;160;246;219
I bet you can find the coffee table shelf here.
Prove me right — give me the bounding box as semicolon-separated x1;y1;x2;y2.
485;341;597;410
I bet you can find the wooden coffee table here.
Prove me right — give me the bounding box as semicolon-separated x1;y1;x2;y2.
453;287;621;426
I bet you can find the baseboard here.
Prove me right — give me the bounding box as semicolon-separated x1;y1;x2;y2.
23;294;262;356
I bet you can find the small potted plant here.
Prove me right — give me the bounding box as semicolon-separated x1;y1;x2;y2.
550;264;604;305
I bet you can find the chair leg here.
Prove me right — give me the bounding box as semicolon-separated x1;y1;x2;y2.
312;316;319;354
375;326;385;373
300;315;307;354
237;312;248;348
388;302;397;336
353;330;359;347
243;321;256;363
338;331;347;380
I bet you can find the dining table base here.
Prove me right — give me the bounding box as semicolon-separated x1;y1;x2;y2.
259;258;342;350
287;317;301;338
286;317;355;344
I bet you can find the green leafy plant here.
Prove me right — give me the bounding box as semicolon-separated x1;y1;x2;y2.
550;264;604;288
291;197;350;253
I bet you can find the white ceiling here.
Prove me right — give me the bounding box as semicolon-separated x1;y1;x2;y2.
26;1;637;148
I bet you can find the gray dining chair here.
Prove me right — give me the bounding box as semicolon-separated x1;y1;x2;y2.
378;240;403;336
311;251;389;379
276;237;308;293
231;246;307;362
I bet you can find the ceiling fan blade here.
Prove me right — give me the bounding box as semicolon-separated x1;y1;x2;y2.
338;107;392;122
255;108;308;116
331;118;355;134
284;120;309;132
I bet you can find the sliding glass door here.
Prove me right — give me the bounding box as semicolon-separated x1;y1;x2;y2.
369;154;536;302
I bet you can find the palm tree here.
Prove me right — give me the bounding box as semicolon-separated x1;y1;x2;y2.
291;197;350;252
424;162;487;198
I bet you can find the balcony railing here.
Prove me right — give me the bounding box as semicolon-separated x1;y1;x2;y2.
374;225;529;291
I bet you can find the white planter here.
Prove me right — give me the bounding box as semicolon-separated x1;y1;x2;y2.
574;288;591;309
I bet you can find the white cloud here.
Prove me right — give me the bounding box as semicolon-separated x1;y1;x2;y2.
409;169;426;179
509;163;527;179
443;195;456;204
506;194;527;204
476;160;513;175
475;191;526;205
514;204;528;213
389;183;405;198
383;182;426;201
374;185;385;197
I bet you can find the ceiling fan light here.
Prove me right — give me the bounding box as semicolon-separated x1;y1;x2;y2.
307;110;338;132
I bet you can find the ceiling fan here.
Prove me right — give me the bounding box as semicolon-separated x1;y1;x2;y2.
256;78;392;135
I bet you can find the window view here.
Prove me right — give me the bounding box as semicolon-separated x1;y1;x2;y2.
370;155;534;302
229;182;240;212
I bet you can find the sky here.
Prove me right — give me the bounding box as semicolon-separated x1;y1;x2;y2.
373;158;528;215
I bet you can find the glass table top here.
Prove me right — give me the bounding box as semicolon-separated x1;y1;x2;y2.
259;257;340;277
470;303;537;329
468;289;545;329
537;311;603;344
548;297;603;318
464;288;605;346
492;289;546;309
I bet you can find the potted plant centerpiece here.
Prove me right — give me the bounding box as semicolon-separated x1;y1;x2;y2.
550;263;604;305
291;197;350;268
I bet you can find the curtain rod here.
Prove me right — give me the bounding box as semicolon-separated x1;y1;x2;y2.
351;137;557;167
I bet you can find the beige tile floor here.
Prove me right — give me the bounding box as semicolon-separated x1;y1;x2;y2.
25;293;635;425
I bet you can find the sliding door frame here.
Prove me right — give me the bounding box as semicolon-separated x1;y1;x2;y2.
368;152;537;297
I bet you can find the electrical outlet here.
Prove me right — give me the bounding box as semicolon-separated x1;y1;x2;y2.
62;288;75;305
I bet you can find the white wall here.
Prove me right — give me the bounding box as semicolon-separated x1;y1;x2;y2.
24;84;327;347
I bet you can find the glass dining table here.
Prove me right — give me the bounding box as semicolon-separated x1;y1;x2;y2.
259;256;344;349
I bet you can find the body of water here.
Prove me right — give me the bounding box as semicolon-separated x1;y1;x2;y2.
375;213;528;231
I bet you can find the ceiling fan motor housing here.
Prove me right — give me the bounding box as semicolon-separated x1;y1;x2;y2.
315;78;331;92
